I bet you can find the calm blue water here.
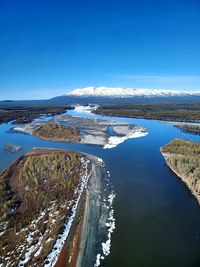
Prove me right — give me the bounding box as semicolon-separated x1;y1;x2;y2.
1;110;200;267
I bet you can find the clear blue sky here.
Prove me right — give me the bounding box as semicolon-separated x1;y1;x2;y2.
0;0;200;100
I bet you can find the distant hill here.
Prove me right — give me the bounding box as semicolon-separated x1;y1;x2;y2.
1;100;14;103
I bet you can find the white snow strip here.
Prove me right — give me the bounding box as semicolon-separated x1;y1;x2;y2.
66;86;200;98
34;246;43;257
94;254;101;267
44;160;89;267
103;131;148;149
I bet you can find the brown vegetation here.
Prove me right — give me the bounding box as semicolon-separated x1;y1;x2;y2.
33;122;81;142
0;148;84;266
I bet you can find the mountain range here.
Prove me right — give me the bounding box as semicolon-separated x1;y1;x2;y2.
65;86;200;98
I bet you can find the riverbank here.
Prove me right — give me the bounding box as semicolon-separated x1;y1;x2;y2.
76;154;104;267
160;138;200;206
55;191;87;267
161;151;200;205
174;124;200;136
55;153;115;267
74;154;116;267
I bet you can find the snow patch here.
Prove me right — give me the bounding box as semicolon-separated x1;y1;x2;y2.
103;131;148;149
66;86;200;98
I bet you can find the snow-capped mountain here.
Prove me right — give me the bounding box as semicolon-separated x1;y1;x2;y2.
66;86;200;98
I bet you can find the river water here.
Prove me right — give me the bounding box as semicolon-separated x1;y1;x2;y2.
0;108;200;267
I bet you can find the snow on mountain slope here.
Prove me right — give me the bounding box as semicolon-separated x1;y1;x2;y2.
66;87;200;98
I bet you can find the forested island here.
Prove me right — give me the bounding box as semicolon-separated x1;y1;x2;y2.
161;139;200;203
32;122;81;143
0;148;88;266
175;124;200;135
94;102;200;122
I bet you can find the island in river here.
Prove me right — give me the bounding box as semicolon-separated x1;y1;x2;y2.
32;122;81;143
0;148;92;266
13;114;148;149
161;139;200;204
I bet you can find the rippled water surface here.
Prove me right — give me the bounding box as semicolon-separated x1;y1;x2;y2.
1;108;200;267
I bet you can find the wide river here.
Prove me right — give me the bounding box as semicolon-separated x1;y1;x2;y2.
0;108;200;267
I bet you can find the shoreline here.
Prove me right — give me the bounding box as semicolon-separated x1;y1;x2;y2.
76;154;115;267
33;131;80;143
76;154;103;267
161;151;200;205
54;154;94;267
76;187;90;267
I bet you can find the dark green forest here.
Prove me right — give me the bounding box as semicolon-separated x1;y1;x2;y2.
0;104;73;124
94;102;200;122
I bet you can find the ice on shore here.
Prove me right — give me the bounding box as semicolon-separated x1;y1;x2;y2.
94;192;116;267
94;254;101;267
103;131;148;149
